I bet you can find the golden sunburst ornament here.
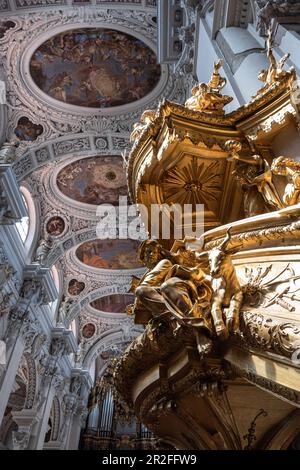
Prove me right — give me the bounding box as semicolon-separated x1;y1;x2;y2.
162;157;223;208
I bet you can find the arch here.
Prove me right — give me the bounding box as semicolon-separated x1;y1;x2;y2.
66;283;136;326
24;353;38;410
83;327;140;370
13;133;131;183
17;184;39;263
202;0;215;17
51;396;61;442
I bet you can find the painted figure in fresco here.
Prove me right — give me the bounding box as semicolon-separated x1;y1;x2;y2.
46;216;65;236
91;294;134;314
68;279;85;296
29;28;161;108
76;239;142;270
56;156;127;206
0;20;15;39
49;72;73;103
14;117;43;142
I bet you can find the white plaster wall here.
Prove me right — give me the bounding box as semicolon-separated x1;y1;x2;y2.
234;52;270;102
220;26;260;54
195;12;300;108
196;19;241;111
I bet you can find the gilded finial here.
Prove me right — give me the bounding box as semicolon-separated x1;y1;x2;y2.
207;60;227;92
185;60;233;115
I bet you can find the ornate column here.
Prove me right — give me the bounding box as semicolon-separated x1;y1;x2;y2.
0;278;42;425
63;370;92;450
30;328;77;450
0;265;57;426
0;248;16;377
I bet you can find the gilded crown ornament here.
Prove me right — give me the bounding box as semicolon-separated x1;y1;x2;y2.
185;60;233;115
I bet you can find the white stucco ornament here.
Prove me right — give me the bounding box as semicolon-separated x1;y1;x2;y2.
0;81;6;105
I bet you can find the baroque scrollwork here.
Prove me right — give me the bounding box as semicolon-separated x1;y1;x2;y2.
242;263;300;312
240;311;300;359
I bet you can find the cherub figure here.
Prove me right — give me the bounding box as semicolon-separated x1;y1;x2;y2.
130;110;156;143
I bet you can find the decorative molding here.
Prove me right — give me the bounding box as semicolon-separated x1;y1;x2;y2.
0;7;188;150
230;363;300;406
239;311;300;360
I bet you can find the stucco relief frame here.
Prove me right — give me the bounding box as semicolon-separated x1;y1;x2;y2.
1;8;181;142
19;21;169;117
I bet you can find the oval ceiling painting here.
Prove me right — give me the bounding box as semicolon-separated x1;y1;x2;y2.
90;294;134;314
30;28;161;108
57;155;127;205
75;239;143;270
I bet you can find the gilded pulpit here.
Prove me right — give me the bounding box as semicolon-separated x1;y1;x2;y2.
115;38;300;450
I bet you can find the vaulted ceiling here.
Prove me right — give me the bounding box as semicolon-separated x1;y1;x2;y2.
0;0;194;378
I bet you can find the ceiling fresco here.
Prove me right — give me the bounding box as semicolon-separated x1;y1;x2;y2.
14;116;43;142
81;323;96;339
0;20;15;39
29;28;161;108
68;279;85;296
46;216;65;236
56;155;127;205
75;239;143;270
90;293;135;313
